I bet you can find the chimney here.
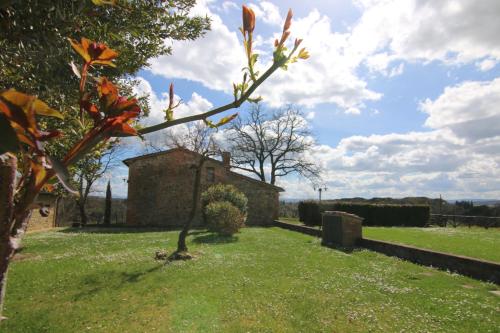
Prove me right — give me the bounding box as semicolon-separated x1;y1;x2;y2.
222;151;231;170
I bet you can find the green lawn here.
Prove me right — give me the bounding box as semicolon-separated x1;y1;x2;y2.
3;227;499;332
364;227;500;262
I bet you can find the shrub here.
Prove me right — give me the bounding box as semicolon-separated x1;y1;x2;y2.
298;200;321;226
201;184;248;215
297;201;308;222
205;201;245;236
297;201;430;227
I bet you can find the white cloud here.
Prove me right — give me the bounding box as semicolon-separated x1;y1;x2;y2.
148;0;245;93
278;77;500;199
476;58;497;72
220;1;238;12
146;2;382;114
258;9;382;110
306;111;315;120
249;1;283;27
420;78;500;142
353;0;500;71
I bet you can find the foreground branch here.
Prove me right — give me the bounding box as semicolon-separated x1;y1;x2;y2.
136;63;280;136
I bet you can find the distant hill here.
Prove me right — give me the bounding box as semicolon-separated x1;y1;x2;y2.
455;199;500;206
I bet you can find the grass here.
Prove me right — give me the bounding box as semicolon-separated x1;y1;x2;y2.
364;227;500;262
3;227;499;332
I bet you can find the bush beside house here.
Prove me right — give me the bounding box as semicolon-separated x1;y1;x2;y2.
202;184;248;235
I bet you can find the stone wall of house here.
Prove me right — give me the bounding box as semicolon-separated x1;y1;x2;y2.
226;173;280;225
27;193;57;232
126;149;281;227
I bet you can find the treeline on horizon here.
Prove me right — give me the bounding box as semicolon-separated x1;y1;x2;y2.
279;197;500;218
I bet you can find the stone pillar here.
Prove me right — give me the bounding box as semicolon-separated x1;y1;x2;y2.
321;211;363;248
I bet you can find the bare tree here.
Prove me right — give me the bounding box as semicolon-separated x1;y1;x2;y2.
72;141;121;225
225;104;320;185
162;122;219;258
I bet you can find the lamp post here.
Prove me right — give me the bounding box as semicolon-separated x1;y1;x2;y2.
314;184;327;202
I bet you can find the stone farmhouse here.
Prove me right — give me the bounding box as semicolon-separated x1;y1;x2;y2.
123;148;284;227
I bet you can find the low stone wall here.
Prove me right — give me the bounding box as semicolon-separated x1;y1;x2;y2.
273;220;500;284
273;220;321;237
360;238;500;284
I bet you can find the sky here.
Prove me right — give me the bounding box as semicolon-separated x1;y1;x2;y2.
98;0;500;201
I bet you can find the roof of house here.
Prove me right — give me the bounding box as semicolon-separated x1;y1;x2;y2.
123;147;285;192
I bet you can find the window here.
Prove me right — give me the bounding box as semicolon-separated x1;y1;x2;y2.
206;167;215;183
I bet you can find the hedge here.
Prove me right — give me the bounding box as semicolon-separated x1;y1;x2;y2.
298;201;430;227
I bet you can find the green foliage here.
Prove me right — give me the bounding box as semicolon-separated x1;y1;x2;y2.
205;201;245;236
0;0;210;112
298;201;430;227
201;184;248;215
0;0;210;164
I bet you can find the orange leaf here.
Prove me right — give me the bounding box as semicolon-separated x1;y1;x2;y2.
68;38;91;62
98;48;118;61
1;89;63;119
242;5;256;34
31;161;47;190
91;59;117;67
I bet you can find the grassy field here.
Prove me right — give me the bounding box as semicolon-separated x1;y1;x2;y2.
364;227;500;262
3;227;499;332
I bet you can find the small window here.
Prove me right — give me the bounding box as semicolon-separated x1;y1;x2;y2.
206;167;215;183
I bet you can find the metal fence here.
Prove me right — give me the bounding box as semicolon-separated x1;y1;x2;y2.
430;214;500;228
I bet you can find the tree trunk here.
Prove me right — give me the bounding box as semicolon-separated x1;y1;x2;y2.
77;201;88;225
0;154;17;320
177;157;205;253
76;175;88;225
104;181;111;225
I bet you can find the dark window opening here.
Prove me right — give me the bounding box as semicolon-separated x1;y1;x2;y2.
206;167;215;183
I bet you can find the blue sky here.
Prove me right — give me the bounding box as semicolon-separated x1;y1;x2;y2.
102;0;500;200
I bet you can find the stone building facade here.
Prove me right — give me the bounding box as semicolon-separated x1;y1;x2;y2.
124;148;284;227
27;193;59;232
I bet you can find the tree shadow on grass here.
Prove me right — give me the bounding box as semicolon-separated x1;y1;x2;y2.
192;232;239;245
72;264;164;301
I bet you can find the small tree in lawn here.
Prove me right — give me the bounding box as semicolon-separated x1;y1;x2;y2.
155;122;219;259
104;180;112;226
0;4;308;319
